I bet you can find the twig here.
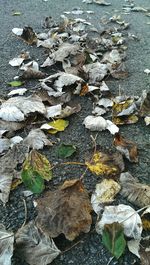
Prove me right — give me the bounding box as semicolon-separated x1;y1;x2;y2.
20;198;28;228
61;239;84;254
120;205;150;224
107;257;114;265
60;161;85;166
90;134;98;154
80;167;88;180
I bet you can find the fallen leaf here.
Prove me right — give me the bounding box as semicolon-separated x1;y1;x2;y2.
8;80;23;87
46;119;69;134
45;104;62;119
96;204;143;239
102;222;126;259
19;68;46;80
120;172;150;207
0;143;28;203
91;179;121;214
112;98;138;125
140;90;150;117
83;62;108;84
141;207;150;231
21;166;45;194
144;116;150;126
50;42;79;62
83;115;119;134
15;221;60;265
139;236;150;265
0;224;14;265
58;143;76;158
20;26;37;45
12;11;22;16
23;129;53;150
0;95;46;122
127;239;141;258
86;151;124;177
8;88;27;96
9;57;24;67
113;133;138;162
36;179;92;240
144;69;150;75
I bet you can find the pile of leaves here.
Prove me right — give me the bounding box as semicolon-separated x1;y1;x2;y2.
0;2;150;265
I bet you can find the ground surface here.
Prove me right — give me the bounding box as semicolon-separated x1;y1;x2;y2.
0;0;150;265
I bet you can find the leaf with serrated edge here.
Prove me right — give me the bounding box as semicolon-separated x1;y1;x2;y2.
0;224;14;265
15;221;60;265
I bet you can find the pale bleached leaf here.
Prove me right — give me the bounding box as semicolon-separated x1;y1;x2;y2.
8;88;27;96
41;57;55;68
91;179;121;214
0;95;46;121
96;204;142;239
50;42;79;62
0;139;10;153
12;27;23;36
83;115;119;134
97;98;113;108
120;172;150;207
0;106;24;122
0;174;13;204
103;50;122;64
23;129;53;150
144;116;150;125
45;104;62;119
84;62;108;83
15;221;60;265
127;239;140;258
20;60;39;71
0;224;14;265
9;57;24;67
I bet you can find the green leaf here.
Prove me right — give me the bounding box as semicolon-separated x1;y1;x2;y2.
21;170;44;194
102;222;126;259
8;81;23;87
21;150;53;193
58;144;76;158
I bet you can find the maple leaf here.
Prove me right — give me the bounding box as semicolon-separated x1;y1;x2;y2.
36;179;92;240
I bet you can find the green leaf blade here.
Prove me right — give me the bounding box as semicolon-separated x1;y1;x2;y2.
58;144;76;158
102;222;126;259
8;81;23;87
21;170;45;194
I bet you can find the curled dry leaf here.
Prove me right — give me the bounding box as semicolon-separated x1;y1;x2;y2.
113;133;138;162
91;179;121;214
15;221;60;265
0;224;14;265
139;90;150;117
139;236;150;265
16;26;37;45
86;150;124;177
50;42;79;62
36;179;92;241
120;172;150;207
96;204;143;240
112;98;138;125
0;95;46;122
0;143;28;204
83;115;119;134
19;68;46;80
83;62;108;84
8;88;27;96
23;129;53;150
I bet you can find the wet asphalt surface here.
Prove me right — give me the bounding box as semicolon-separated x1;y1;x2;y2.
0;0;150;264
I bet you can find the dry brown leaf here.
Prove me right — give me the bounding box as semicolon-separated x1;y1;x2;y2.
120;172;150;207
113;133;138;162
36;179;92;241
139;236;150;265
20;68;46;80
21;26;37;45
86;150;124;177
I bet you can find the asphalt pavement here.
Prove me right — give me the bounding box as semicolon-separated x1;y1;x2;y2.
0;0;150;265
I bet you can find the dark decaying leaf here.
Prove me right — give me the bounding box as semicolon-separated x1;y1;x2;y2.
113;133;138;162
102;222;126;259
139;236;150;265
86;151;124;177
36;179;92;241
141;207;150;231
120;172;150;207
21;26;37;45
57;144;76;158
19;68;46;80
0;224;14;265
15;221;60;265
139;91;150;117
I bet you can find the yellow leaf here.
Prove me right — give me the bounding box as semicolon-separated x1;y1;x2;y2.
86;151;124;177
141;207;150;231
47;119;69;134
11;179;22;190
